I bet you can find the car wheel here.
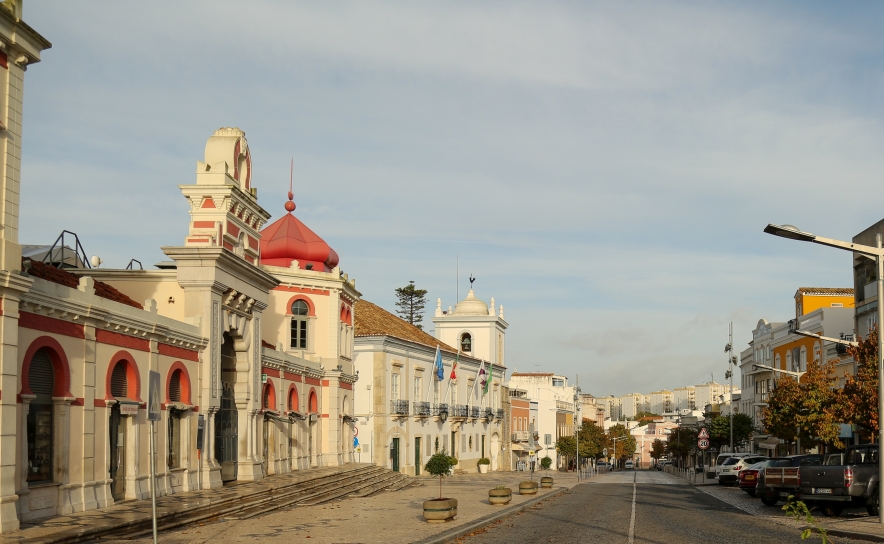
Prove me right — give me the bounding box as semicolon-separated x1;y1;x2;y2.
822;504;844;517
760;496;778;507
868;488;879;517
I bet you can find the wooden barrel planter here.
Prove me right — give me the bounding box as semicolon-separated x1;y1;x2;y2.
488;488;512;505
540;476;554;488
423;498;458;523
518;481;538;495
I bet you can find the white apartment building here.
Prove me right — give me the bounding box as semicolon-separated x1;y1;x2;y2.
648;390;673;415
506;373;575;470
694;382;738;410
672;386;696;411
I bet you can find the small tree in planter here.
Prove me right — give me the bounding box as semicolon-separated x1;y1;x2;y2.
540;456;552;470
425;451;458;499
423;452;459;522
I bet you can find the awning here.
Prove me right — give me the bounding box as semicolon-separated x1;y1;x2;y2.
510;443;526;451
758;436;783;449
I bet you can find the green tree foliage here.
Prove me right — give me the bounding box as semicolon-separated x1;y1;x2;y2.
606;424;636;460
709;413;755;450
665;427;698;463
836;324;879;438
763;358;843;449
555;420;607;459
650;439;665;460
424;451;457;499
540;456;552;470
394;281;428;330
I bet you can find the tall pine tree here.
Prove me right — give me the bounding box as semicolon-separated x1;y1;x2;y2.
395;281;428;330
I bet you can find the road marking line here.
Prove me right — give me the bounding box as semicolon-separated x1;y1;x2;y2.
628;473;637;544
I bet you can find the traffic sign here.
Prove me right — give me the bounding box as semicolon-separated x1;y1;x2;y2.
698;428;709;439
698;438;710;450
354;426;359;437
147;370;161;422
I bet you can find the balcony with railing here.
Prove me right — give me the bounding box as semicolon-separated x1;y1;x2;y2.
470;406;481;419
433;403;449;416
512;430;528;442
451;404;469;418
496;408;504;420
391;399;409;416
484;407;494;420
413;401;431;417
556;400;575;412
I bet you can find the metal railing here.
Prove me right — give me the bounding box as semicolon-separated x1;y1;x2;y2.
391;400;409;416
451;404;469;418
556;400;575;412
413;401;431;417
496;408;504;420
433;403;449;416
511;431;528;442
470;406;481;419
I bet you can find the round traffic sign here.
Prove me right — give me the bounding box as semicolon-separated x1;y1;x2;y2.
354;426;358;437
698;438;710;450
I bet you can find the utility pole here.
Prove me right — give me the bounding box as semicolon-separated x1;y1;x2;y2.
725;322;734;453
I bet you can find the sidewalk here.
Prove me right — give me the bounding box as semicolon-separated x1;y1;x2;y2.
124;471;581;544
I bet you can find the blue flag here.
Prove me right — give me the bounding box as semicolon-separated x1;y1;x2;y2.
434;345;444;381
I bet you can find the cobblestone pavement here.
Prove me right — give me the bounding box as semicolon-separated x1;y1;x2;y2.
462;471;868;544
117;472;580;544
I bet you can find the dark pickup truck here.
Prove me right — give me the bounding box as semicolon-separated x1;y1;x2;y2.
798;444;879;517
757;455;823;506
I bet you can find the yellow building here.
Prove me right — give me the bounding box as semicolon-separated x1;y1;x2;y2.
794;287;854;320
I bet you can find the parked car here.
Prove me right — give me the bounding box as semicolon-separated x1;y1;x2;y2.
738;461;766;496
714;453;751;481
824;453;844;466
798;444;879;517
719;455;767;485
756;455;824;507
624;460;634;470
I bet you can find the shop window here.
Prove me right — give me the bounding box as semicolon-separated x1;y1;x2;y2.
27;349;54;484
290;300;309;350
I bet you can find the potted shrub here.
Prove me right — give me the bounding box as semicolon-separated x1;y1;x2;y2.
422;452;458;523
488;485;512;505
540;456;554;488
477;457;491;474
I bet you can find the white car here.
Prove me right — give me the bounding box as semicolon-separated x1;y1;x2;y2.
714;453;751;481
624;460;634;470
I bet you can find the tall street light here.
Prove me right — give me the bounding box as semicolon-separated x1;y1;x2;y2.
764;222;884;524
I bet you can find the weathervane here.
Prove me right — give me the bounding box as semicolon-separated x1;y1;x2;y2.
469;274;475;289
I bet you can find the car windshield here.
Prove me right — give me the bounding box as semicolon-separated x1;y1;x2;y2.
746;462;765;470
766;459;792;468
716;455;732;466
722;458;740;466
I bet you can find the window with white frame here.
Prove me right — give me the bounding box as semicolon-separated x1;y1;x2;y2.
290;300;310;350
391;374;400;401
414;376;421;402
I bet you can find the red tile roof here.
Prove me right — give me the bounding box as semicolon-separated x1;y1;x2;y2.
354;299;457;353
796;287;855;296
26;259;144;310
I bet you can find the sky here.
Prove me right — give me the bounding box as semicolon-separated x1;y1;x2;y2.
19;1;884;397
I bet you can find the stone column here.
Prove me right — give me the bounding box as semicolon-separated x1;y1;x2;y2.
0;274;31;532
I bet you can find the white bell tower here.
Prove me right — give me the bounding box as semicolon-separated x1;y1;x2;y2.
432;288;507;367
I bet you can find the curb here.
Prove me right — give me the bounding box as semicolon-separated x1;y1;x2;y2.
819;527;884;543
412;487;569;544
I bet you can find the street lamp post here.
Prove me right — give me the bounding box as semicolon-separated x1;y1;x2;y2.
764;223;884;524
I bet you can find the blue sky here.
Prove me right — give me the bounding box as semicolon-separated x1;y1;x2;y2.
20;1;884;396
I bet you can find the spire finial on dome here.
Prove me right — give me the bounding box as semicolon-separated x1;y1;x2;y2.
285;157;296;213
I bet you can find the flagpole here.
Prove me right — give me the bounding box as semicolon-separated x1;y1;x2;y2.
444;350;459;404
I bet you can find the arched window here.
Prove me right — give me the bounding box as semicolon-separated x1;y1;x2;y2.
111;362;128;399
27;349;54;483
309;390;318;413
291;300;310;350
263;382;276;411
169;370;182;403
460;333;472;353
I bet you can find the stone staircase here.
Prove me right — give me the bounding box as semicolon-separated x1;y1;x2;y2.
4;464;413;544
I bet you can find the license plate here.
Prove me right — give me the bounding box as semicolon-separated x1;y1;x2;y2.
813;488;832;494
745;475;755;480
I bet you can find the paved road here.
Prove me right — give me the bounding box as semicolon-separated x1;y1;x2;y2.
462;470;847;544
